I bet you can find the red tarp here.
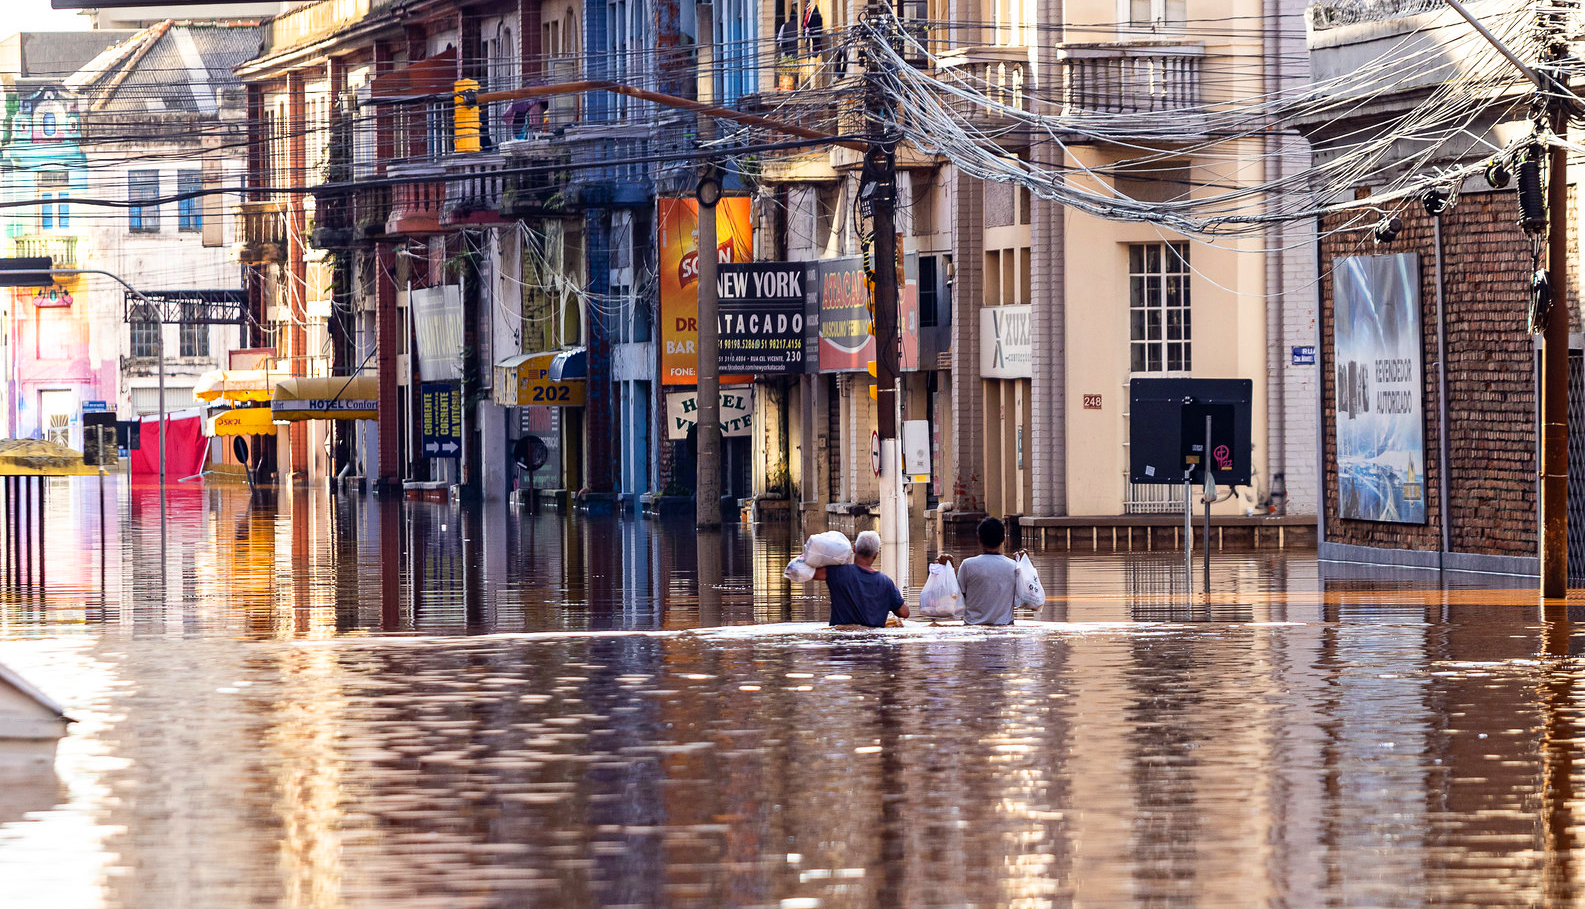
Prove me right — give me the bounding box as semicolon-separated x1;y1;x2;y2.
130;410;208;478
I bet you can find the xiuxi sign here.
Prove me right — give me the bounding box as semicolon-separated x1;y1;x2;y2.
979;304;1032;379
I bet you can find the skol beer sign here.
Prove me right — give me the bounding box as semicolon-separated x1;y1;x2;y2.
658;196;753;385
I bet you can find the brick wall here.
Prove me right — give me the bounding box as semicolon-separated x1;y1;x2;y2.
1320;187;1551;556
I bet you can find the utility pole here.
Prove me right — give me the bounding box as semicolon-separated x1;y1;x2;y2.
696;161;723;526
863;8;909;587
1442;0;1569;596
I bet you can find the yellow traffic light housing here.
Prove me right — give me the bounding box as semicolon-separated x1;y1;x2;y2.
454;79;481;153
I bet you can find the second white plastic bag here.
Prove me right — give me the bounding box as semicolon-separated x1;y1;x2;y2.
1014;554;1046;608
918;561;963;619
784;556;816;583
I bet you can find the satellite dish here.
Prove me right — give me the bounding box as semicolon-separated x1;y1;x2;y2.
512;435;549;472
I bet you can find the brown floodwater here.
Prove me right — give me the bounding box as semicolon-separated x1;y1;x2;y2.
2;478;1585;908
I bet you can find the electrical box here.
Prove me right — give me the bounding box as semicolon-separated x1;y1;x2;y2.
901;419;931;481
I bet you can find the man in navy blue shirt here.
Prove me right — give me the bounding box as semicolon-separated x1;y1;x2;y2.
812;530;909;627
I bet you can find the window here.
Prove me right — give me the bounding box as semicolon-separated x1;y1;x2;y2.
38;170;67;230
1126;0;1186;30
129;170;159;232
1129;242;1190;373
177;171;202;232
130;318;159;358
180;322;208;358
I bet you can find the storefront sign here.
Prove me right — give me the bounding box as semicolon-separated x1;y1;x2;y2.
420;382;462;458
818;258;873;372
817;254;921;373
658;197;754;385
665;389;753;440
979;304;1033;379
1334;253;1425;524
718;263;808;374
492;352;586;407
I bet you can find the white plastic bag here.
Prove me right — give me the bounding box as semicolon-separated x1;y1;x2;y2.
918;561;963;619
784;556;816;583
1014;554;1046;608
802;530;854;568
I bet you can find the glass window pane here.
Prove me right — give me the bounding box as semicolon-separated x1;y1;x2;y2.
1167;344;1183;372
1147;345;1162;371
1145;244;1160;273
1130;309;1145;340
1132;343;1146;373
1129;244;1143;273
1146;309;1161;339
1166;309;1181;340
1130;277;1144;308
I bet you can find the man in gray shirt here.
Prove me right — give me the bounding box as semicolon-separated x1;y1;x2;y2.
940;517;1019;625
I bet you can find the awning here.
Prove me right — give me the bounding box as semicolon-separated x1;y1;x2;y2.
208;407;276;437
271;375;380;422
195;369;276;403
492;351;586;407
549;347;587;382
369;47;458;102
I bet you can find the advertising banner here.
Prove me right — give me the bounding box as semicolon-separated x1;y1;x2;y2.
658;196;754;385
1333;253;1425;523
665;388;754;440
817;254;920;372
718;262;808;374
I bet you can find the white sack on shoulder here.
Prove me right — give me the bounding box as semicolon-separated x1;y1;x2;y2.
802;530;854;568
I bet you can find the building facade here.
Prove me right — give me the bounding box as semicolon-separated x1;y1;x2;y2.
227;0;1319;535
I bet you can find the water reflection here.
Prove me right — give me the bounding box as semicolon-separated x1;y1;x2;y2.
5;478;1585;906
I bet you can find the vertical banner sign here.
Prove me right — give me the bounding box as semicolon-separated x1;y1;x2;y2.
421;382;462;458
818;257;873;372
1333;253;1425;523
718;263;808;374
817;255;920;372
658;197;754;385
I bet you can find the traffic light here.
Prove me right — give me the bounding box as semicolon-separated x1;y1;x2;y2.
0;257;54;287
454;79;481;154
867;359;878;400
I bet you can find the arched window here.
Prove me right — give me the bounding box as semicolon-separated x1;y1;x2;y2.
42;112;56;136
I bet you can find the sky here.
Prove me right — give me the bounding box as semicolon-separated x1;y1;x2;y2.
10;0;92;35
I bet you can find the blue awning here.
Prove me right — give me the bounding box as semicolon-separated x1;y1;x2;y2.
549;347;586;382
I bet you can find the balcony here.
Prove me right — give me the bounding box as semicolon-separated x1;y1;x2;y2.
311;187;354;250
444;153;510;226
354;185;392;243
12;235;77;270
934;46;1036;141
235;199;287;266
1057;44;1204;116
385;162;446;236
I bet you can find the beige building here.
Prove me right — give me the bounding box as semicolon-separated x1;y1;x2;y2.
752;0;1316;532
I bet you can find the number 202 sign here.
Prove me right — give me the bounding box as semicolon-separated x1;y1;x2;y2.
517;365;585;407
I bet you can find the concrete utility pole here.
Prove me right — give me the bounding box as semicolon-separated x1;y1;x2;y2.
1442;0;1569;596
696;161;723;528
864;9;910;587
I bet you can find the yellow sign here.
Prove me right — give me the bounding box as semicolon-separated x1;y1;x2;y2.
493;352;586;407
209;407;276;437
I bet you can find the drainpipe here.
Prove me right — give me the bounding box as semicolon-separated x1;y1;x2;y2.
1433;211;1452;564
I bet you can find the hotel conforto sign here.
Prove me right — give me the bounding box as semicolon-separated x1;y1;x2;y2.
717;263;809;374
980;304;1033;379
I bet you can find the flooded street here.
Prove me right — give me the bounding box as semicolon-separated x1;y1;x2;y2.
3;478;1585;908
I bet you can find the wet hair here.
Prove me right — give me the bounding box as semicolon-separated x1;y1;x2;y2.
977;516;1006;549
854;530;882;559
